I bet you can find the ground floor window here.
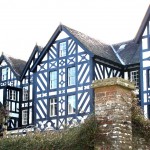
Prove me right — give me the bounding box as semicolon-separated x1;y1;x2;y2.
68;95;76;114
50;98;57;116
22;110;28;125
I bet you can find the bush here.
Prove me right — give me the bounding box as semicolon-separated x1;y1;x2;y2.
0;115;108;150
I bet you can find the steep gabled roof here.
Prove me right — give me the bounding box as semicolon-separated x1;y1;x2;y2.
113;40;139;65
135;5;150;43
21;44;43;80
63;25;121;64
0;53;26;77
31;24;121;71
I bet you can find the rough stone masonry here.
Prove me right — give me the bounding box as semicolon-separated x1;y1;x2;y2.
92;77;135;150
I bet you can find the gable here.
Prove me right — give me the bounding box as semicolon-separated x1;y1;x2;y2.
0;55;25;78
135;5;150;43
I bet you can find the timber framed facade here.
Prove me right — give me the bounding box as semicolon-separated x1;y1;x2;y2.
0;5;150;130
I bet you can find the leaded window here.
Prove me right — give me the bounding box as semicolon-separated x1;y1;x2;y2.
22;110;28;125
50;98;57;116
68;95;76;114
9;90;16;100
50;71;57;89
68;67;76;86
2;67;8;81
130;70;139;88
23;87;28;101
59;42;66;57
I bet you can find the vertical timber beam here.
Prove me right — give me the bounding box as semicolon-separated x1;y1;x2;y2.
92;77;135;150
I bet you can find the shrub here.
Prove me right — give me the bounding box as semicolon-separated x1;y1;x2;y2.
0;115;108;150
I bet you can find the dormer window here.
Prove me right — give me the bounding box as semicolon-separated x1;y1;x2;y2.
2;67;8;81
59;42;66;57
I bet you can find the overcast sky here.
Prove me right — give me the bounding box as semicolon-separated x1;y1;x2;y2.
0;0;149;61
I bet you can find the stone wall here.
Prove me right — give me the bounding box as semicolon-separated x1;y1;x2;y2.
92;77;135;150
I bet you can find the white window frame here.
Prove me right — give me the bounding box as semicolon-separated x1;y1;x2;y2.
23;87;28;101
50;98;57;117
2;67;8;81
130;70;139;88
59;42;66;57
22;110;28;125
50;71;57;89
9;90;16;100
68;67;76;86
68;95;76;114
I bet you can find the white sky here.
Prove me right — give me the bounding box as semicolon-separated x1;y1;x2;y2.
0;0;149;61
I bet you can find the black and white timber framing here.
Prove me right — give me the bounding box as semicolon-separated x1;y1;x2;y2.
0;5;150;130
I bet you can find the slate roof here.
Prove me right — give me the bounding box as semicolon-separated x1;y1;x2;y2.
63;25;121;64
1;53;26;76
21;44;43;79
113;40;139;65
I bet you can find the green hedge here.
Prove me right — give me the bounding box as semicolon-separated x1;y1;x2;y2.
0;116;108;150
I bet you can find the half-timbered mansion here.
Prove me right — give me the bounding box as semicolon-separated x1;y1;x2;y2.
0;5;150;131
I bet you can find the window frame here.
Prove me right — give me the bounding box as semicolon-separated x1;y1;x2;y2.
22;109;28;125
68;67;76;86
59;41;67;57
68;95;76;114
130;70;139;88
9;90;16;100
50;71;57;89
2;67;8;81
49;98;57;117
23;87;28;101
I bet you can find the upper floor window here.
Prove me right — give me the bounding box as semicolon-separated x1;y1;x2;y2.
22;109;28;125
59;42;66;57
130;70;139;88
9;90;16;100
68;95;76;114
2;67;8;81
23;87;28;101
50;98;57;117
68;67;76;86
50;71;57;89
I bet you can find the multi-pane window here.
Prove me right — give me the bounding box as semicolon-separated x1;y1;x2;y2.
9;90;16;100
23;87;28;101
22;110;28;125
2;67;8;81
50;71;57;89
130;70;139;88
50;98;57;116
68;95;76;114
59;42;66;57
68;67;76;86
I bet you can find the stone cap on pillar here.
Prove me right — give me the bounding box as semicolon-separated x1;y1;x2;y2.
91;77;135;90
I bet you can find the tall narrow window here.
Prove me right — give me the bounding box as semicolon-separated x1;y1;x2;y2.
9;90;16;100
59;42;66;57
148;70;150;87
22;110;28;125
29;108;32;124
50;98;57;116
2;67;8;81
68;95;76;114
23;87;28;101
68;67;76;86
50;71;57;89
130;70;139;88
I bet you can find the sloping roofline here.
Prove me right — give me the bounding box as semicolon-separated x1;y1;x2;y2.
31;24;122;71
21;44;43;80
0;53;26;79
135;5;150;43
